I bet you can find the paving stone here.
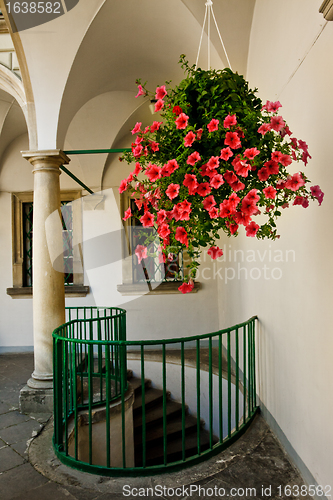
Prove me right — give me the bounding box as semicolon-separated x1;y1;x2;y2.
11;439;30;457
0;410;31;429
0;462;49;500
0;418;43;444
0;445;26;472
0;401;11;415
0;387;21;406
10;481;81;500
64;485;107;500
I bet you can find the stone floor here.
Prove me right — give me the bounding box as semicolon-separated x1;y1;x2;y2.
0;353;312;500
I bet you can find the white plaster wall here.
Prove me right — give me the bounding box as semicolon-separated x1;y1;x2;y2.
0;192;33;349
216;0;333;488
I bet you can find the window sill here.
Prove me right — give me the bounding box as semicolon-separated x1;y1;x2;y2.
6;285;90;298
117;281;200;296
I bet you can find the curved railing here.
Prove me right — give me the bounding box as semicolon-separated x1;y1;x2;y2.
53;308;258;476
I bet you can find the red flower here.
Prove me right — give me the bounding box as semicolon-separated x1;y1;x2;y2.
135;245;147;263
220;147;233;161
131;122;142;135
285;173;305;191
257;123;271;135
207;246;223;259
228;192;240;210
175;226;188;247
155;99;164;112
196;128;203;140
140;211;155;227
202;195;216;211
150;121;163;133
223;114;237;129
162;159;179;177
184;131;196;147
157;209;167;225
310;185;324;206
210;174;224;189
150;141;159;152
270;116;285;132
263;186;277;199
243;189;259;204
245;221;260;237
178;280;194;294
186;151;201;166
123;207;132;221
155;85;167;100
183;174;198;195
172;105;183;116
196;183;211;197
166;183;180;200
243;147;260;160
119;179;128;193
232;156;251;177
262;100;282;112
209;207;219;218
132;144;143;158
224;131;241;149
207;156;220;170
133;162;142;176
135;85;145;98
264;160;279;176
175;113;189;130
157;223;170;239
146;164;161;182
219;200;233;218
280;154;292;167
231;180;245;192
207;118;219;132
224;170;238;185
258;167;270;181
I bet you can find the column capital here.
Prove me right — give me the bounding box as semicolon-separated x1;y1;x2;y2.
21;149;70;168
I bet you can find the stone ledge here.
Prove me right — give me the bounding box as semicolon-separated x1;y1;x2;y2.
7;285;90;298
117;281;200;295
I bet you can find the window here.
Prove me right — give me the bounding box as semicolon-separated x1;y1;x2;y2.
117;193;198;295
7;191;89;297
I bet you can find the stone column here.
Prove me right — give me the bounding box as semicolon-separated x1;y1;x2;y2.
20;150;70;413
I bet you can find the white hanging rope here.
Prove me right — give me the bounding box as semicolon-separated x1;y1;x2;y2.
195;3;208;69
195;0;232;71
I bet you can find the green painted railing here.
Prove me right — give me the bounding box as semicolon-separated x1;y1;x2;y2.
53;308;258;476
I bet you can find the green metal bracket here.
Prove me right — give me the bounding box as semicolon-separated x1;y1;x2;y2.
60;148;132;194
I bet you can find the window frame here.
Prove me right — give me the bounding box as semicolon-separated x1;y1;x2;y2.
117;192;199;295
7;190;89;298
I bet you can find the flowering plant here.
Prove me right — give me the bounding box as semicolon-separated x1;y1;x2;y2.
120;55;324;293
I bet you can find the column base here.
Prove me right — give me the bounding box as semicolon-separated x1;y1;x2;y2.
19;385;53;414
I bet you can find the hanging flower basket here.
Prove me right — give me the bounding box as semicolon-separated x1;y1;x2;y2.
120;55;324;293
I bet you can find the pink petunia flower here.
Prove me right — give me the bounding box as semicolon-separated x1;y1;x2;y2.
224;131;241;149
175;226;188;247
264;160;279;176
219;200;234;218
241;198;258;216
184;131;196;147
150;141;159;152
285;173;305;191
270;116;285;132
175;113;189;130
155;85;167;100
135;245;147;263
310;185;324;206
166;183;180;200
271;151;283;163
135;85;145;98
183;174;198;195
207;118;219;133
245;221;260;237
262;100;282;113
279;154;292;167
140;211;155;227
220;147;233;161
196;128;203;140
133;144;143;158
263;186;277;199
257;123;271;135
202;195;216;211
243;189;259;204
232;156;251;178
155;99;164;112
150;121;163;133
244;148;260;160
223;114;237;129
196;183;211;197
210;174;224;189
131;122;142;135
157;223;171;239
258;167;270;181
186;151;201;166
146;163;161;182
207;246;223;260
209;207;219;218
123;207;132;221
133;162;142;176
119;179;128;193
